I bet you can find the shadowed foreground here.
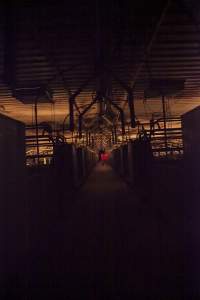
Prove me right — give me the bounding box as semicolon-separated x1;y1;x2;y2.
20;163;183;299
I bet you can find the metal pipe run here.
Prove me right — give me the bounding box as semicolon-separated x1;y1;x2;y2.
69;74;95;131
34;97;40;164
78;96;98;138
105;95;125;135
109;72;136;128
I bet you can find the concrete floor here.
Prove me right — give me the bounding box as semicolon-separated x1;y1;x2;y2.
59;163;163;299
11;163;184;299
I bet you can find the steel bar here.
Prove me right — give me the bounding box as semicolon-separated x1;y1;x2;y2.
152;147;183;152
151;135;182;140
26;154;53;159
146;128;182;132
26;136;51;140
26;143;53;147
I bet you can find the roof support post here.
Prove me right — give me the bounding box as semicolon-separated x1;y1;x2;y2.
127;90;136;128
69;95;75;131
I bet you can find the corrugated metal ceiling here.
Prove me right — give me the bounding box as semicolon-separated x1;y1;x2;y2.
0;0;200;132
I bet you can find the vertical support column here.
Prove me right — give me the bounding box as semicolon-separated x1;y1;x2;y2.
86;131;89;146
71;131;74;143
69;95;74;132
127;90;136;128
127;124;130;140
79;116;83;139
120;111;125;135
34;98;40;164
83;133;86;146
111;129;115;144
162;94;168;155
91;135;94;148
114;126;117;144
88;132;91;146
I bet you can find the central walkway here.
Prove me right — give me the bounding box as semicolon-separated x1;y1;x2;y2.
51;163;162;299
29;163;183;299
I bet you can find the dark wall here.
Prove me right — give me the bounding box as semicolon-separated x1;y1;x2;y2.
0;114;26;297
181;106;200;295
182;106;200;159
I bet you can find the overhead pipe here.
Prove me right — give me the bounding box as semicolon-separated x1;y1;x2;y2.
79;93;124;140
69;74;95;131
109;72;136;128
104;95;125;135
78;96;98;138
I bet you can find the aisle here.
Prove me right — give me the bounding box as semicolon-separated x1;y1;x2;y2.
53;163;162;299
28;163;183;299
